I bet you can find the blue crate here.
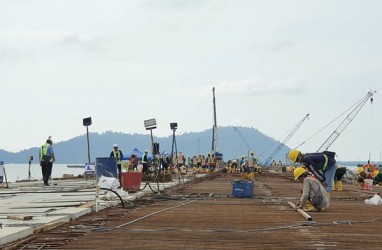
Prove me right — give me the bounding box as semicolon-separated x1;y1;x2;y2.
232;180;254;198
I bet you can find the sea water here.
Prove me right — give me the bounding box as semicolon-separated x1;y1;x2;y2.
1;163;85;183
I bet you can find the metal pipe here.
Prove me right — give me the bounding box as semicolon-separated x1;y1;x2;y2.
288;202;312;221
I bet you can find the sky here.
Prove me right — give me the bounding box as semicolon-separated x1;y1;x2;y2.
0;0;381;162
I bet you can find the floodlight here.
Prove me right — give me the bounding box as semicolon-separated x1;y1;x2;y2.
83;117;92;163
144;118;157;130
170;122;178;130
83;117;92;126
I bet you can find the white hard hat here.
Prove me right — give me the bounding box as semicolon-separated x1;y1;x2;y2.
113;144;118;148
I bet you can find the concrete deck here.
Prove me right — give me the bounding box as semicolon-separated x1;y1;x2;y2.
0;174;195;246
1;171;382;249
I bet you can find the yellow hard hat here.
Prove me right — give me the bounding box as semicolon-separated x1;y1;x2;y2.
289;149;300;163
294;167;306;180
373;170;379;176
357;167;365;174
250;151;254;155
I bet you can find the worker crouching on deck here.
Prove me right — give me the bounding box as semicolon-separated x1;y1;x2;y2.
294;167;330;212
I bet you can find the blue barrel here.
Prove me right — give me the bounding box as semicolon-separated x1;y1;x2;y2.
95;157;117;181
232;180;254;198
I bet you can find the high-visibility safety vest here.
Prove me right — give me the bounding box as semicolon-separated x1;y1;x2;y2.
142;153;147;163
323;154;328;171
113;150;122;164
40;143;50;160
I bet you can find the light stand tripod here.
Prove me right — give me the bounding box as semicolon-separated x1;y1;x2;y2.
0;161;8;188
22;156;37;182
170;123;184;184
141;118;162;194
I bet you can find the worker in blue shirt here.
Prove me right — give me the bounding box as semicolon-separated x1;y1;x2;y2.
289;149;336;193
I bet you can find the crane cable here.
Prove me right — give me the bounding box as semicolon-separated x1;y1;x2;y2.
294;95;366;149
258;117;304;158
368;97;374;162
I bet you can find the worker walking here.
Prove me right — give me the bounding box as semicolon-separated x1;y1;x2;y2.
39;136;55;186
289;149;336;193
294;167;330;212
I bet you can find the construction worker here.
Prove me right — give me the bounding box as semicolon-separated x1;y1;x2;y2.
209;154;217;172
247;151;256;177
142;149;149;173
373;170;382;186
334;166;347;191
110;144;123;185
239;156;247;177
39;136;55;186
289;149;336;193
231;158;238;173
271;160;277;170
357;167;374;189
294;167;330;212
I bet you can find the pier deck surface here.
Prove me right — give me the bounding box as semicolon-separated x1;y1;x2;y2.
2;171;382;249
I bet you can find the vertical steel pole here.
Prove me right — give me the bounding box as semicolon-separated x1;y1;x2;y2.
86;126;90;163
150;129;154;158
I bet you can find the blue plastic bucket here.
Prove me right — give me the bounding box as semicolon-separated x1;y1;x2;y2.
95;157;117;181
232;180;253;198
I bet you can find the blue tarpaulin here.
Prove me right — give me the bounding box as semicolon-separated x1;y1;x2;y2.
123;148;143;160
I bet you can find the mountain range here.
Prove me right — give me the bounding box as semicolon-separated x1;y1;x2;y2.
0;126;366;166
0;126;289;164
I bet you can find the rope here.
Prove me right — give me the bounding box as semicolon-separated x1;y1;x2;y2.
368;98;374;162
92;218;382;234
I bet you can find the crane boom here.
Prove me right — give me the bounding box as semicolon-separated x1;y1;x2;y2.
316;90;376;153
212;87;219;153
264;114;310;166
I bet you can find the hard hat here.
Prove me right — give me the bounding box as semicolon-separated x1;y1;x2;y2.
113;144;118;148
289;149;300;163
144;149;148;153
357;167;364;174
294;167;306;180
242;155;245;158
46;136;52;144
373;170;379;176
250;151;254;155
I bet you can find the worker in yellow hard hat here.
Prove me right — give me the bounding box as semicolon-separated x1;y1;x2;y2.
288;149;337;193
356;166;373;189
373;170;382;186
293;167;330;212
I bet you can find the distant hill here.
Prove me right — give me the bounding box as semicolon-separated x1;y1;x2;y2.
0;126;293;165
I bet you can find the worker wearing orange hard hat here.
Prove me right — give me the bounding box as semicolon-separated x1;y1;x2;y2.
289;149;337;193
293;167;330;212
